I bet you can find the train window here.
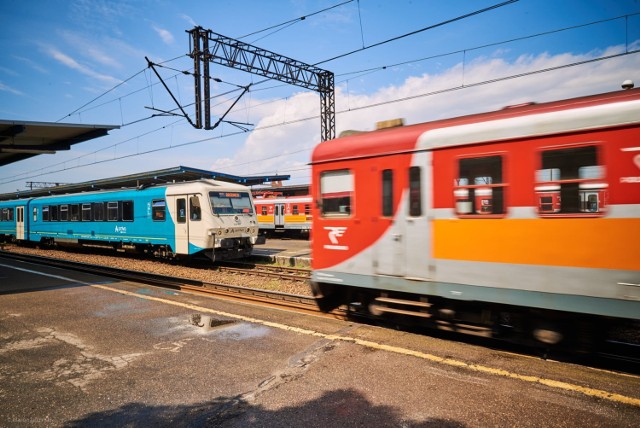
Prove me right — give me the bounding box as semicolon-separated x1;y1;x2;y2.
189;196;201;221
59;205;69;221
382;169;393;217
82;204;92;221
93;202;105;221
42;206;49;222
454;155;505;216
409;167;422;217
305;204;311;216
209;192;253;215
177;198;186;223
70;204;80;222
536;146;605;215
0;208;11;221
320;170;353;217
261;206;267;216
152;199;166;221
121;201;134;221
107;202;119;221
292;205;299;215
49;205;58;221
32;207;37;222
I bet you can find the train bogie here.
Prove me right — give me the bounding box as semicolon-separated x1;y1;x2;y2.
0;179;261;262
310;88;640;348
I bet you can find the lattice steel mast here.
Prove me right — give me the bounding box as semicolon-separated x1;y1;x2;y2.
188;26;335;141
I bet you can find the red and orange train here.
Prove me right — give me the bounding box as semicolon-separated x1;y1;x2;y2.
309;88;640;347
254;194;312;237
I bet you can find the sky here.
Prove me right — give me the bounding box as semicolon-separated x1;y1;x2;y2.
0;0;639;194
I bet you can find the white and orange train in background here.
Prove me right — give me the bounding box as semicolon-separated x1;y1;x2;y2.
310;88;640;348
253;194;312;237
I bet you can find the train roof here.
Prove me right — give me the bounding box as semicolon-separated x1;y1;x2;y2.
0;166;290;201
311;88;640;164
254;195;311;204
0;178;255;203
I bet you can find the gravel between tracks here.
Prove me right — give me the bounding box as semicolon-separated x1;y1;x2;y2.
2;244;313;296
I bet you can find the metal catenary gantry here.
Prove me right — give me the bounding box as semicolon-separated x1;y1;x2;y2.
187;26;335;142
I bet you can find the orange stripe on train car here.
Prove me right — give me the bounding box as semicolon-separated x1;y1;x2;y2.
433;218;640;271
284;215;309;223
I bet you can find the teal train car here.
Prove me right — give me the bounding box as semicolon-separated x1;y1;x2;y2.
0;179;261;262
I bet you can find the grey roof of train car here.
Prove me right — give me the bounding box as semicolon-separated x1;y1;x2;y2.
0;166;290;200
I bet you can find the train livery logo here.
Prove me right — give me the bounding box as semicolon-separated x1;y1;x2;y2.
324;226;348;250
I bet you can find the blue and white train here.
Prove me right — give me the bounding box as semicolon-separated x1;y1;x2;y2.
0;179;262;261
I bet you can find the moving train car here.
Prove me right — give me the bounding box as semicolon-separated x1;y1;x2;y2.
254;194;312;237
0;179;261;261
310;88;640;348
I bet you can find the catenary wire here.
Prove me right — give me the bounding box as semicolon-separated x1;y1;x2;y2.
9;7;638;185
3;47;637;187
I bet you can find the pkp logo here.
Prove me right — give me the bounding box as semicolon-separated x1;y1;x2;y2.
324;226;348;250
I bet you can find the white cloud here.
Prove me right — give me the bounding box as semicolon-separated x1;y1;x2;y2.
58;30;123;69
208;46;640;186
13;55;49;74
45;46;120;85
0;82;24;96
153;25;174;45
181;14;198;27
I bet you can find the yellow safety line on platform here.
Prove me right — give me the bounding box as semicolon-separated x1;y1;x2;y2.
92;283;640;408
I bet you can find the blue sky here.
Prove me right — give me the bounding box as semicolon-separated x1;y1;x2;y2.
1;0;639;194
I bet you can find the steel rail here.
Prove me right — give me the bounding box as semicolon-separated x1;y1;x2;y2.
1;250;635;372
0;250;345;319
215;261;310;281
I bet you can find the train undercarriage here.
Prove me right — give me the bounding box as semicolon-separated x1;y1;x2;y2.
28;236;255;262
312;281;638;354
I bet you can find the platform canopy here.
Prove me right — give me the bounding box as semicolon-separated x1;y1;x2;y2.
0;166;290;200
0;120;119;167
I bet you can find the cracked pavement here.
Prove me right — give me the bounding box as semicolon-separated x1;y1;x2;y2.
1;264;638;427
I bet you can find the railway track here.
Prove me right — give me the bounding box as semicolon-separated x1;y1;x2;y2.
0;250;344;319
1;248;637;373
211;260;309;281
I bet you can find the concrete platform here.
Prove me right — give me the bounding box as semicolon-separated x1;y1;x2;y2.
1;257;639;426
251;238;311;267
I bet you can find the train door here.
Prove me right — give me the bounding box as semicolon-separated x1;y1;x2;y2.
404;161;432;279
16;206;25;240
274;203;285;228
375;158;432;279
171;194;206;255
375;168;406;276
375;216;406;276
172;196;189;254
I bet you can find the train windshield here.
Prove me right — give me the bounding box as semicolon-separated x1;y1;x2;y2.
209;191;254;215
